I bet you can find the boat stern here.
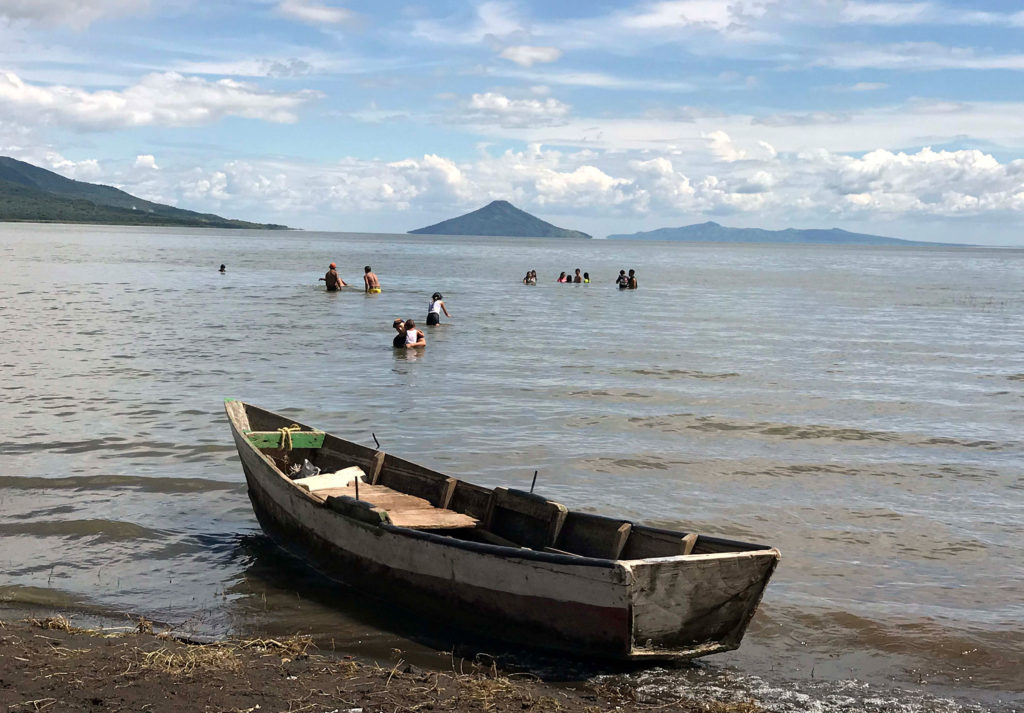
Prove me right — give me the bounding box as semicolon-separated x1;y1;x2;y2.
624;548;780;659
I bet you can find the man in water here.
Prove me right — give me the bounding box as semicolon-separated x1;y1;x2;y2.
627;269;638;289
364;265;381;293
319;263;346;291
573;268;582;283
616;269;629;289
219;264;226;273
392;318;407;348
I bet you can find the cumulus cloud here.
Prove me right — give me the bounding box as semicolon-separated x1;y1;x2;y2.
463;92;571;128
40;142;1024;240
704;130;776;162
135;154;158;169
0;71;319;130
276;0;354;25
0;0;147;29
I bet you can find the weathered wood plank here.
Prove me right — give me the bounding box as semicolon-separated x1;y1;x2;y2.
556;513;632;560
388;509;479;529
490;487;568;549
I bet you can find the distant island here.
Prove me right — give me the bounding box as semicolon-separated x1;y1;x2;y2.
0;156;288;230
409;200;591;239
607;221;958;246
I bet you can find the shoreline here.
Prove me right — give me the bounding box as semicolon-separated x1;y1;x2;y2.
0;615;757;713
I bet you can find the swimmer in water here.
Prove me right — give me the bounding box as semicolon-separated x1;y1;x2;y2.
583;272;590;284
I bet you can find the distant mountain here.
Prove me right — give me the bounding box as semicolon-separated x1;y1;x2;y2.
607;221;953;246
409;200;591;238
0;156;288;229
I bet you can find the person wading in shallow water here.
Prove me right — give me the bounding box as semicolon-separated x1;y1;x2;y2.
364;266;381;293
426;293;451;326
319;263;346;291
627;269;638;289
404;319;425;348
392;318;407;348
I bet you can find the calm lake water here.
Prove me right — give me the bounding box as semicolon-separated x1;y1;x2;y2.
1;223;1021;712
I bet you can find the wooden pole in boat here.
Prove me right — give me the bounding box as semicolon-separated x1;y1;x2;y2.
530;470;538;493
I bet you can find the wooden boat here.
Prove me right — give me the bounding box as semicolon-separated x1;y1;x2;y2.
225;400;780;660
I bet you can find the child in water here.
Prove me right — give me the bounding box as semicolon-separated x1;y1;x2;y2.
426;292;451;325
404;319;426;348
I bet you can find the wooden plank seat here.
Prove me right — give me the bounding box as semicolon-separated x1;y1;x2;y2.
310;482;478;530
247;430;325;449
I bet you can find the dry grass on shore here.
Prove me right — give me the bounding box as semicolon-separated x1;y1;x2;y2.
0;616;763;713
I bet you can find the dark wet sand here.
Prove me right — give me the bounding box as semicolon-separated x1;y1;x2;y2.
0;617;758;713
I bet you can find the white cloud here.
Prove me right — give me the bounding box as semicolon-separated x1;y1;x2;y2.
816;42;1024;71
0;0;147;29
412;1;525;45
618;0;773;40
463;92;571;128
832;81;888;92
135;154;158;169
276;0;354;26
838;2;931;25
0;71;319;130
497;68;694;92
499;45;562;67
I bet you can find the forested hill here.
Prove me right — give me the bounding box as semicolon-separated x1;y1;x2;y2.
0;156;288;229
409;200;591;238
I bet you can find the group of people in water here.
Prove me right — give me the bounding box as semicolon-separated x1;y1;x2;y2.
521;268;638;289
319;263;380;293
316;261;449;350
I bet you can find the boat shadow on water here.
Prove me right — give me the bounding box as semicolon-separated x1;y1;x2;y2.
230;533;694;682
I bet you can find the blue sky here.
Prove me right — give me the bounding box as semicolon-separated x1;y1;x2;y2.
2;0;1024;243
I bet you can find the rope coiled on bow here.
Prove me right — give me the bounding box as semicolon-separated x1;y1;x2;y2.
277;424;302;451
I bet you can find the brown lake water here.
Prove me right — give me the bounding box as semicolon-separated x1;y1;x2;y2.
1;223;1022;711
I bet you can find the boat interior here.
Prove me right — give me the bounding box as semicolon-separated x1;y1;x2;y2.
235;404;768;562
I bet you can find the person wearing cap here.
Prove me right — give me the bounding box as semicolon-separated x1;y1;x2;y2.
392;318;407;348
319;263;346;291
426;292;450;326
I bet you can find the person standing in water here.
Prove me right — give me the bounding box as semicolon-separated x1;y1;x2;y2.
219;264;226;273
573;268;582;283
627;269;638;289
392;318;407;348
404;319;425;348
583;272;590;284
615;269;629;289
364;266;381;293
319;262;346;291
426;293;451;326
